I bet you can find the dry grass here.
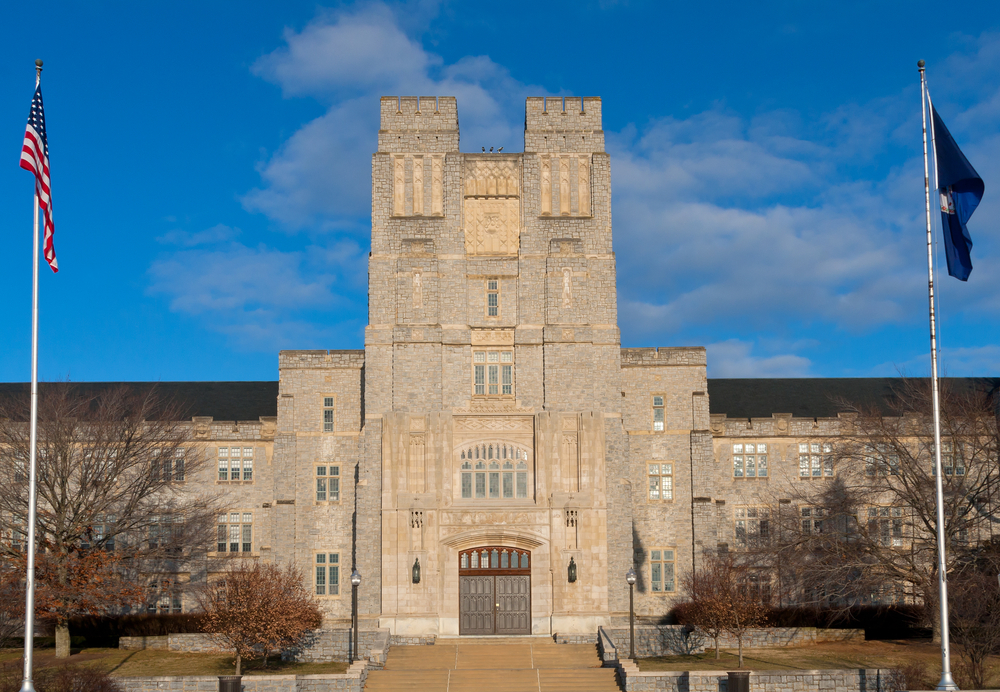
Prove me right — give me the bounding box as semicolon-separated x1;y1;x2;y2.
0;648;349;677
637;639;1000;688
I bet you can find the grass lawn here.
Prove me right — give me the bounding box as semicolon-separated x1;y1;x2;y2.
637;639;1000;689
0;648;350;677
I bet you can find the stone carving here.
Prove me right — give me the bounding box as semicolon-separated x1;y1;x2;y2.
541;157;552;215
393;156;405;216
470;328;514;346
578;155;591;216
454;416;534;432
412;156;424;215
431;156;443;215
464;159;519;197
413;271;422;309
559;157;571;215
453;400;534;415
562;268;572;307
442;511;536;526
464;198;520;255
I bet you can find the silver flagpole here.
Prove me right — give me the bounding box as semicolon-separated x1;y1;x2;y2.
19;59;44;692
918;58;958;692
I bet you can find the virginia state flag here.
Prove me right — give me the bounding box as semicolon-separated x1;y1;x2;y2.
932;106;983;281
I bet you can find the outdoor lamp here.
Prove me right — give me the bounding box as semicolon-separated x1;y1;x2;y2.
567;557;577;583
412;558;421;584
625;568;636;586
351;569;362;587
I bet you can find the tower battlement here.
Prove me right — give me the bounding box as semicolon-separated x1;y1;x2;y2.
524;97;603;153
379;96;459;152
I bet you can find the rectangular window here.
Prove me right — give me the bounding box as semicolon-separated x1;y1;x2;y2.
217;512;252;553
799;442;834;478
217;447;253;483
461;462;473;498
733;443;767;478
475;463;486;498
652;396;664;431
315;553;340;596
649;549;675;593
735;507;770;548
867;506;905;548
486;279;499;317
800;507;826;535
323;397;335;432
473;350;514;397
316;465;340;502
174;449;185;481
648;463;673;501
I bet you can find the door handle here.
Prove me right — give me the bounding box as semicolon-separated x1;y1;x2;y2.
496;603;500;608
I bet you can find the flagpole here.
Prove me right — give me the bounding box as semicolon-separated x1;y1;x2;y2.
919;58;958;692
19;58;44;692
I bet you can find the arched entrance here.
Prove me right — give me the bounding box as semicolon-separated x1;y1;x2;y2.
458;546;531;635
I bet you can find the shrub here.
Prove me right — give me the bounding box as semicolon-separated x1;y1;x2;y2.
67;613;207;648
0;661;123;692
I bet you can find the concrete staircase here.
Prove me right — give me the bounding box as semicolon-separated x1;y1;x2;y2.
364;637;621;692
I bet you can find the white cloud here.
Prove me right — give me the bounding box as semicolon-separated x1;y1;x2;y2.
706;339;812;378
243;3;539;231
157;224;240;247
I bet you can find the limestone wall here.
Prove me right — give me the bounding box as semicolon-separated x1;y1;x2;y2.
615;661;896;692
117;662;368;692
599;625;864;658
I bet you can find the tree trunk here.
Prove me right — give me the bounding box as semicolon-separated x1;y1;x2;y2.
714;636;720;659
738;636;743;668
55;623;70;658
235;652;242;676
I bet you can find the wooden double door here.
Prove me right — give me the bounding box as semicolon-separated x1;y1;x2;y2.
459;546;531;635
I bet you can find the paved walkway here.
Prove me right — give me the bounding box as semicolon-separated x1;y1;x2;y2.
364;637;621;691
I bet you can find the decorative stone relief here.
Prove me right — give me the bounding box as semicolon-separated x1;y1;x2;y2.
562;268;572;307
464;159;519;197
412;156;424;215
413;271;422;309
431;156;443;215
578;155;591;216
541;158;552;215
559;157;571;215
393;157;405;216
464;198;520;255
539;155;591;217
470;328;515;346
454;416;534;432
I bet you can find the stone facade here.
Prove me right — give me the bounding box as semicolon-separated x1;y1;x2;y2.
138;96;945;640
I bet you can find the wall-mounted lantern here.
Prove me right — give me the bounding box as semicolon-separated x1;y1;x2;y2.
567;557;577;583
412;558;421;584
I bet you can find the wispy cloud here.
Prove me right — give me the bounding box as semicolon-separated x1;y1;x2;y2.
706;339;813;378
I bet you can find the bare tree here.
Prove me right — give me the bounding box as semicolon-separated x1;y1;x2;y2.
197;561;322;675
679;553;769;667
0;384;221;657
769;378;1000;639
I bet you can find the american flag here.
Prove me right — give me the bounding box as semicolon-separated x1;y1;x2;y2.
20;84;58;273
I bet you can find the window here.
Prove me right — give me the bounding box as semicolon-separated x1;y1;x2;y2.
652;396;664;432
648;463;673;501
865;444;899;476
82;514;116;551
153;448;186;483
323;397;335;432
735;507;770;548
4;514;25;552
460;444;529;500
739;572;772;604
473;350;513;396
148;515;179;551
217;512;252;553
315;553;340;596
217;447;253;482
649;549;675;593
801;507;826;535
147;580;183;614
867;506;904;547
486;279;499;317
733;443;767;478
316;465;341;502
799;443;834;478
932;440;965;477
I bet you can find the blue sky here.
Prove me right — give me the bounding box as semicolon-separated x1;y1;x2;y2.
2;0;999;382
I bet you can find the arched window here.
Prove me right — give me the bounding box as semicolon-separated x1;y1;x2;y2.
459;443;532;501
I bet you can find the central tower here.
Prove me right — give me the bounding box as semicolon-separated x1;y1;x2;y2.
365;95;628;636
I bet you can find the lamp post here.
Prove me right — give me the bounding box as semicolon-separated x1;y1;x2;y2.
625;568;637;660
351;569;362;663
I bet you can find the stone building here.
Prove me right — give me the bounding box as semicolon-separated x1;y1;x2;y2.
4;96;991;639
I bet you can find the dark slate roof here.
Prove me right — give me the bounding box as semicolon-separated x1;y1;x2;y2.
707;377;1000;419
0;382;278;422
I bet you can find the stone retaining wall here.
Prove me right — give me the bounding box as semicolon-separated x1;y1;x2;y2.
616;661;901;692
120;629;392;667
600;625;864;658
389;634;436;646
554;633;598;644
117;661;368;692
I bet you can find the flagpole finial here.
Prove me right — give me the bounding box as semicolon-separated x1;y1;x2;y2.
917;59;925;69
35;59;43;67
